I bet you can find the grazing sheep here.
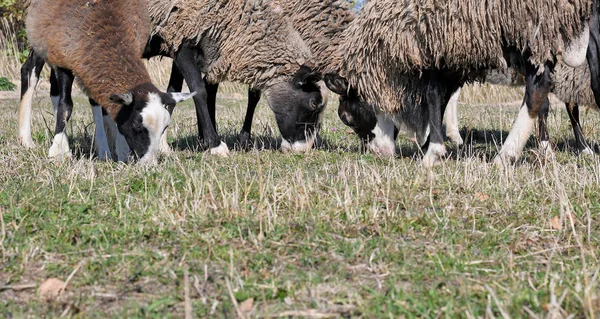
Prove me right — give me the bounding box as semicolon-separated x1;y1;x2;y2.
444;63;598;155
171;0;355;149
22;0;194;163
145;0;325;154
324;0;594;166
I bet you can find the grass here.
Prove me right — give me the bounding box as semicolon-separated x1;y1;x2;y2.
0;82;599;318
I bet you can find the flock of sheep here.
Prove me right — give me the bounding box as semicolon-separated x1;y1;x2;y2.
15;0;600;167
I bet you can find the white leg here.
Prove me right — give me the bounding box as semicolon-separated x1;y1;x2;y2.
494;101;536;165
48;132;72;159
423;142;447;168
444;87;463;146
18;67;39;148
368;114;396;157
92;104;112;161
159;129;172;154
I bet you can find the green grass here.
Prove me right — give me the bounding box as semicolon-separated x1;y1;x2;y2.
0;88;599;318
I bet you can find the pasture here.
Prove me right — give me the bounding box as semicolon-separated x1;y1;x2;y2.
0;74;599;318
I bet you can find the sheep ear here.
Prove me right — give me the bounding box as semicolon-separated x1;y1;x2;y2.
166;92;196;104
293;65;322;88
110;93;134;106
324;74;348;96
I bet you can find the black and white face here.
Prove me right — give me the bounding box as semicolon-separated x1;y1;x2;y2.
112;91;195;164
325;74;429;157
264;66;326;152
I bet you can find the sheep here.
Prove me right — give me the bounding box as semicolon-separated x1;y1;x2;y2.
144;0;326;154
19;51;132;162
163;0;354;149
324;0;595;166
443;63;599;155
22;0;195;164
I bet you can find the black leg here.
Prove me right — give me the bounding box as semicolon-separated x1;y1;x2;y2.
205;78;218;131
167;60;184;93
47;67;75;157
423;73;446;166
566;103;591;153
20;50;45;99
54;67;74;135
537;97;550;148
238;88;261;146
174;45;221;149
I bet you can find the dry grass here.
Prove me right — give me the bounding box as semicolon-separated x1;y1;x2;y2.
0;83;599;317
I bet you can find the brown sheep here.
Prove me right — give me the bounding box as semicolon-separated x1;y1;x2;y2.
22;0;194;163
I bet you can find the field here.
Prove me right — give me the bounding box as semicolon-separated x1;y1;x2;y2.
0;71;599;318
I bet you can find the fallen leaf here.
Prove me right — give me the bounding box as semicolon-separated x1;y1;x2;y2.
475;192;490;202
39;278;65;301
239;297;254;314
551;216;562;230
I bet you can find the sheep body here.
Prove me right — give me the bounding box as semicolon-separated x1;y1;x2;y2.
26;0;152;118
148;0;313;89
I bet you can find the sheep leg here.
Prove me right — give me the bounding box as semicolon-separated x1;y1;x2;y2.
90;99;112;161
422;76;447;167
566;103;593;154
48;67;74;159
495;63;553;166
18;50;45;148
443;87;463;146
174;45;228;156
237;88;261;148
205;79;218;131
537;97;552;155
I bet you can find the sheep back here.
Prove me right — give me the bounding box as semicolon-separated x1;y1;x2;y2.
275;0;354;74
148;0;314;89
26;0;152;114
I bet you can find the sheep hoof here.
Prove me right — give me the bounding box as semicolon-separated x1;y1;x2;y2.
97;148;112;161
446;131;463;146
538;141;554;157
580;147;594;156
20;137;36;149
236;132;252;150
493;153;516;169
48;133;72;159
209;141;230;157
422;143;446;168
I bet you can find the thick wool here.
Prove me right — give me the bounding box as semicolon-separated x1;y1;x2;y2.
275;0;354;74
334;0;593;113
26;0;153;119
553;62;597;109
148;0;313;90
